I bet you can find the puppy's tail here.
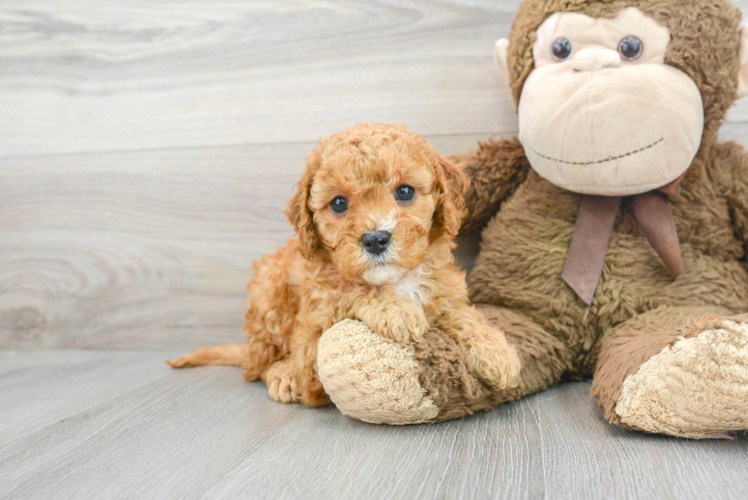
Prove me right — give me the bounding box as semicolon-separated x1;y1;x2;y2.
167;343;248;369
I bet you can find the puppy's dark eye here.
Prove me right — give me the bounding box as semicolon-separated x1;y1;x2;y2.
552;37;572;61
330;196;348;214
395;185;415;202
618;36;643;61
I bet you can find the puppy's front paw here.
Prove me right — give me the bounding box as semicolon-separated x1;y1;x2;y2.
265;362;300;404
410;309;431;342
466;334;521;390
374;309;430;344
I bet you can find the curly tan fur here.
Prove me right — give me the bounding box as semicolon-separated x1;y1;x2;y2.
169;123;520;406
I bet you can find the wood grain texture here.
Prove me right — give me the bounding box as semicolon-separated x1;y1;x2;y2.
1;0;745;158
199;392;544;500
0;0;523;157
1;350;747;500
537;383;748;500
0;144;301;348
0;350;544;500
0;349;173;445
1;0;747;349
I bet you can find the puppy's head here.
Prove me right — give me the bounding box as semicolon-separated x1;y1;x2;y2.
286;123;467;285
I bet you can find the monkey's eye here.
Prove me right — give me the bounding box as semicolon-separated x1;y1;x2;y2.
330;196;348;214
618;36;643;61
395;185;415;202
552;37;572;61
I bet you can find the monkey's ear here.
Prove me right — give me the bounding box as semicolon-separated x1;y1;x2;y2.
494;39;511;86
286;152;322;259
738;25;748;99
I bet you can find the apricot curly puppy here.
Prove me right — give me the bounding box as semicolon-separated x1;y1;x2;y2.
168;123;520;407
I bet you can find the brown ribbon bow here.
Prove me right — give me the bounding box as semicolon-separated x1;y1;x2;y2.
561;177;685;305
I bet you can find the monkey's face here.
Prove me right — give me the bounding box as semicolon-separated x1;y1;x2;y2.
508;7;705;196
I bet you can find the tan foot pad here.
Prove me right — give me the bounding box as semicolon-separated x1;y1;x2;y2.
616;320;748;438
317;319;439;425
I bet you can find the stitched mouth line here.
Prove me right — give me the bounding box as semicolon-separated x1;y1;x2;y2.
530;138;664;166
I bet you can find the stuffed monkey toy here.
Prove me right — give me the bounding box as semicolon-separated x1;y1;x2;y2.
317;0;748;438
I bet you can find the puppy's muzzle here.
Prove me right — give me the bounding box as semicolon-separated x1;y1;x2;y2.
361;231;391;256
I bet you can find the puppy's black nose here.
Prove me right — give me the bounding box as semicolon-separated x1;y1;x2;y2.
361;231;391;256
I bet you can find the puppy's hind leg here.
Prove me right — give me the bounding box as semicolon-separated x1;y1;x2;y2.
242;243;303;381
167;343;248;368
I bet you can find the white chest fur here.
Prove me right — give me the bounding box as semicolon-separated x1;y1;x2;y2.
392;266;430;306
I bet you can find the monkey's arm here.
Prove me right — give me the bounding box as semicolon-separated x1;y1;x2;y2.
450;137;530;235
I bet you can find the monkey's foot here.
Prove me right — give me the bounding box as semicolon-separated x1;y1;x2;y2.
616;318;748;438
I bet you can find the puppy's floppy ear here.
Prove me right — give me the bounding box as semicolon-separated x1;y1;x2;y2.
286;149;322;259
431;152;469;238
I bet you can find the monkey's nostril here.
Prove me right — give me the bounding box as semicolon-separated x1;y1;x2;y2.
361;231;391;256
571;49;621;72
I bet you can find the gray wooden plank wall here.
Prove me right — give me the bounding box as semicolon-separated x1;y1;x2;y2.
3;0;747;349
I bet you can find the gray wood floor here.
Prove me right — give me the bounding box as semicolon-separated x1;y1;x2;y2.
1;350;747;500
3;1;748;499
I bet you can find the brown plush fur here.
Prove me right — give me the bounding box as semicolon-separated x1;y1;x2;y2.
415;305;572;422
168;124;520;406
397;0;748;434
